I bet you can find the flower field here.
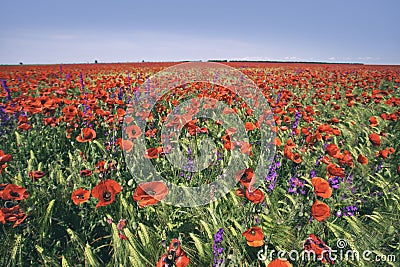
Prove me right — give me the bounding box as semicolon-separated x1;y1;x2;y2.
0;61;399;266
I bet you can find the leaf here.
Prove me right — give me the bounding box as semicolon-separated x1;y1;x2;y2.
11;234;21;261
124;228;153;266
343;216;363;236
84;243;98;267
41;199;55;238
189;232;205;259
61;255;71;267
92;140;107;155
199;220;213;240
137;223;150;246
15;131;21;146
111;223;121;252
35;245;44;255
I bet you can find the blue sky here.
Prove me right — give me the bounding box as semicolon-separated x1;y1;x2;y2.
1;0;399;64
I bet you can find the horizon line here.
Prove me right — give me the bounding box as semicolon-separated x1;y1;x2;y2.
1;59;400;67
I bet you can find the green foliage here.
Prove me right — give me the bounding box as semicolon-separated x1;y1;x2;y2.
0;64;399;267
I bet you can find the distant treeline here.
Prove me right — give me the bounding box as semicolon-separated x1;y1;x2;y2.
207;59;364;65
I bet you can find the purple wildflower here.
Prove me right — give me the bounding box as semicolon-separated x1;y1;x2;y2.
117;219;126;231
1;79;12;101
265;155;281;193
133;87;140;102
336;205;358;217
288;175;306;195
0;105;12;135
291;110;301;135
127;71;131;88
118;87;123;100
328;176;340;189
343;205;357;216
79;72;84;90
213;228;224;267
315;155;323;166
146;78;151;97
276;92;282;104
374;163;383;174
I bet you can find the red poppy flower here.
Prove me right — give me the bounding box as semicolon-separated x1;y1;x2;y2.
0;151;12;174
285;139;296;149
245;188;265;204
235;188;245;197
2;184;29;201
267;258;293;267
326;164;345;177
133;181;169;208
368;133;381;146
117;219;126;231
170;239;190;266
378;148;389;159
156;254;170;267
274;137;282;146
0;152;13;166
326;143;341;158
240;142;253;156
242;226;264;247
175;255;190;267
168;238;185;257
144;147;163;159
62;105;78;120
226;127;237;135
76;128;96;142
125;125;142;139
95;160;106;172
245;122;256;131
236;168;255;188
330;117;339;123
284;147;294;160
43;117;60;127
17;123;31;131
224;141;233;151
29;171;45;182
71;188;91;205
91;179;122;208
292;153;302;164
1;205;27;228
0;184;8;199
321;156;331;165
311;177;332;198
94;160;115;173
303;234;334;264
80;169;93;176
0;209;5;224
116;138;133;152
397;165;400;175
311;200;331;222
117;108;125;117
357;154;368;164
158;239;190;267
369;116;378;127
145;128;157;137
118;232;127;240
338;150;353;168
